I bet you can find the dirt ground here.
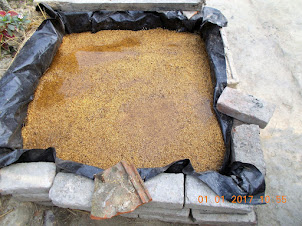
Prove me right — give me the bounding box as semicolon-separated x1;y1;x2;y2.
208;0;302;225
1;0;302;225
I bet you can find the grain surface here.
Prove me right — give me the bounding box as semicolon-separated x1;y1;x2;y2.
22;29;225;172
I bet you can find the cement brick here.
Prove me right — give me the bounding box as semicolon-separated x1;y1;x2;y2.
0;162;56;195
185;176;252;214
143;173;184;209
232;120;266;175
217;87;275;128
133;206;190;217
139;213;193;224
192;210;257;225
120;212;139;218
49;172;94;211
34;0;205;11
13;193;50;202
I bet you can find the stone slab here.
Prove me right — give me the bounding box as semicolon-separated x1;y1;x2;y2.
49;172;94;211
217;87;275;128
232;120;266;175
34;0;205;11
133;206;190;217
36;201;55;206
143;173;184;209
192;210;257;225
139;213;193;224
185;176;252;214
120;212;139;218
13;193;50;202
0;162;56;195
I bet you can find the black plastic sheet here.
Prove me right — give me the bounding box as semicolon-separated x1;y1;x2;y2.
0;4;265;204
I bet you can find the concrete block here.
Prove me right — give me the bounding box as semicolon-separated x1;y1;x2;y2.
35;201;55;206
120;212;139;218
192;210;257;225
133;206;190;217
143;173;184;209
232;120;266;175
49;172;94;211
185;176;252;214
217;87;275;128
139;213;193;224
13;193;50;202
34;0;205;11
0;162;56;195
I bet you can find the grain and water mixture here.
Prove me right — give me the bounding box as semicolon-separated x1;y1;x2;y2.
22;29;225;172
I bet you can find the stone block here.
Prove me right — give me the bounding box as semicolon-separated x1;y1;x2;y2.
232;120;266;175
0;162;56;195
192;210;257;225
34;0;205;11
133;206;189;217
139;213;193;224
217;87;275;128
185;176;252;214
13;193;50;202
143;173;184;209
49;172;94;211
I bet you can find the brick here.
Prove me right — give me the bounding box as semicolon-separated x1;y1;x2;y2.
49;173;94;211
232;120;266;175
185;176;252;214
217;87;275;128
34;0;205;11
0;162;56;195
133;206;189;217
143;173;184;209
139;213;193;224
192;210;257;225
13;193;50;202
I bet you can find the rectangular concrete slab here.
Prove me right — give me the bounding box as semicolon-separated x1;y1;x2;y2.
232;120;266;175
139;213;193;224
49;172;94;211
142;173;184;209
192;210;257;225
13;193;50;202
133;206;189;217
217;87;275;128
34;0;205;11
0;162;56;195
185;175;252;214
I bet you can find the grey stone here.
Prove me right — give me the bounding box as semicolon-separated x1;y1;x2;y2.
13;193;50;202
0;162;56;195
232;120;266;175
185;176;252;214
139;213;193;224
120;212;139;218
133;206;190;217
192;210;257;225
35;201;55;207
34;0;205;11
217;87;275;128
143;173;184;209
49;172;94;211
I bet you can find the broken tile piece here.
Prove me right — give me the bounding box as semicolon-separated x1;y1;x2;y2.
90;161;152;220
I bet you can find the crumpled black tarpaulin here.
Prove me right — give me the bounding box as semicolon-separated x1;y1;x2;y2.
0;4;265;204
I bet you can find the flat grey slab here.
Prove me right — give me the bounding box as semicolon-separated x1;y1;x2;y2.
139;213;193;224
185;175;253;214
232;120;266;175
133;206;189;217
143;173;184;209
34;0;204;11
0;162;56;195
192;210;257;225
13;193;50;202
49;172;94;211
217;87;275;128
